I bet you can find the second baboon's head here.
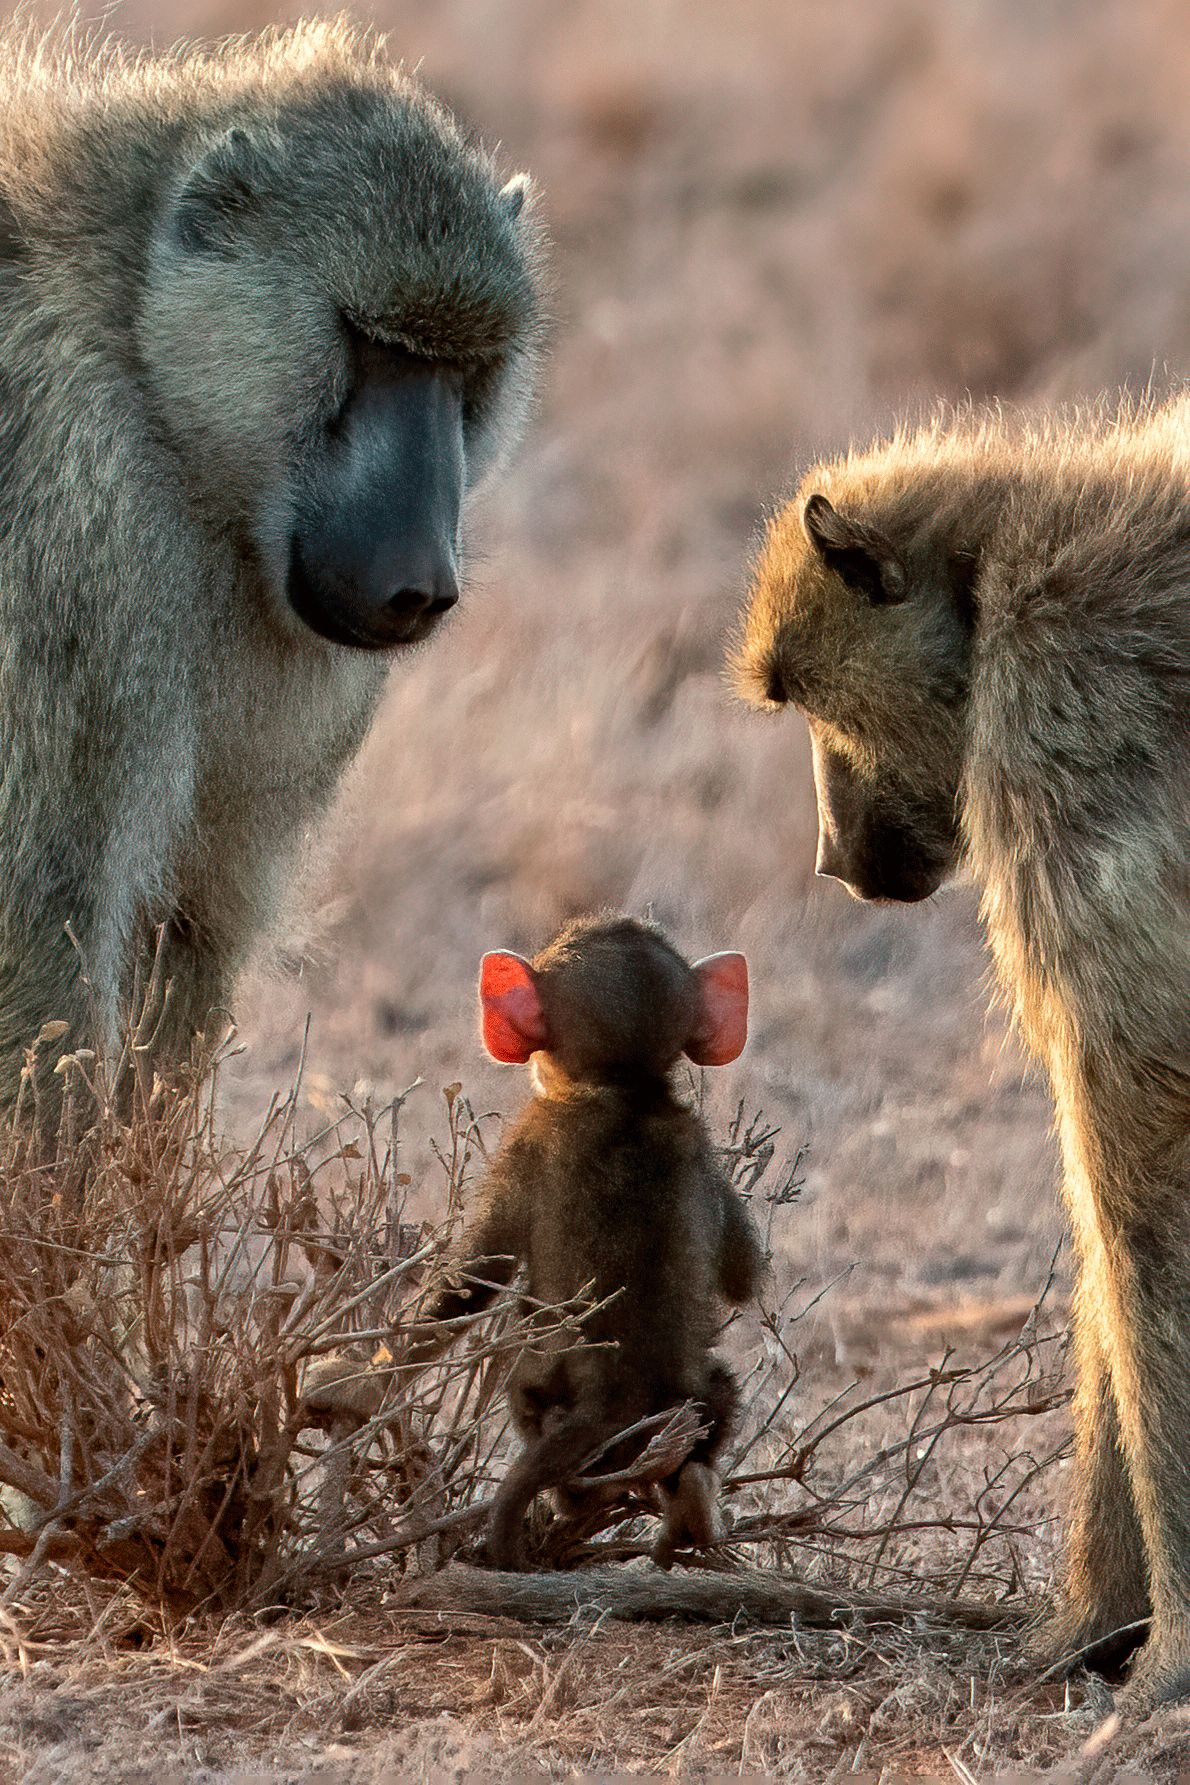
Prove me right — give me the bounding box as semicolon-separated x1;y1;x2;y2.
733;449;988;903
137;26;545;652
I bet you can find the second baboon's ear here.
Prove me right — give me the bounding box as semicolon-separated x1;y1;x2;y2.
803;493;906;604
479;952;549;1063
499;173;530;219
174;128;270;255
685;953;749;1066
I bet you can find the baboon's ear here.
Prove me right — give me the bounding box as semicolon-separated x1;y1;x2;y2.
803;493;906;604
685;953;749;1066
499;173;530;219
174;128;270;255
479;952;550;1063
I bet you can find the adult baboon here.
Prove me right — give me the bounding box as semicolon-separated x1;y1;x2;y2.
733;397;1189;1709
0;21;544;1098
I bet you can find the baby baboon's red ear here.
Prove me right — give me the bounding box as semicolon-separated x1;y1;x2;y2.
685;953;749;1066
479;952;549;1063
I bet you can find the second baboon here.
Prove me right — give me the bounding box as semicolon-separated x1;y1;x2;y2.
416;915;766;1570
0;21;545;1098
734;395;1189;1709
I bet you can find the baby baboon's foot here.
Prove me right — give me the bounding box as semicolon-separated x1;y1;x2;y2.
1027;1598;1151;1680
652;1463;724;1568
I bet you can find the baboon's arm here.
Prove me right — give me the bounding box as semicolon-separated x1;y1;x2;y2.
714;1173;767;1306
303;1169;530;1425
405;1146;536;1358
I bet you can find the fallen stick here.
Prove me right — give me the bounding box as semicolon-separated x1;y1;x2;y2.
396;1563;1023;1633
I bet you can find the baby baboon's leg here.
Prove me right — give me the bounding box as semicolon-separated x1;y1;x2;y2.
487;1409;607;1572
653;1360;737;1568
1032;1271;1149;1671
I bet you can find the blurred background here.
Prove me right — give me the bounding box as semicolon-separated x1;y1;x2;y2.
16;0;1190;1330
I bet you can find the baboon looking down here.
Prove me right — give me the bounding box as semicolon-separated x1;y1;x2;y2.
415;916;766;1570
734;396;1189;1709
0;20;544;1097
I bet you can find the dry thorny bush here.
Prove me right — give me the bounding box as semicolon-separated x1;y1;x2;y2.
0;973;1071;1640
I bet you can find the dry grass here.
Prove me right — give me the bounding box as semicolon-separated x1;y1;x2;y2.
0;1009;1068;1609
0;1007;1117;1780
0;986;587;1615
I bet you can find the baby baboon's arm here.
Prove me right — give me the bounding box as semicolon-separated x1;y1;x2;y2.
407;1142;538;1357
306;1157;532;1421
715;1174;767;1306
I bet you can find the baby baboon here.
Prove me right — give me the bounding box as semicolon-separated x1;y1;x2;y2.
734;397;1189;1708
0;21;545;1097
417;915;765;1570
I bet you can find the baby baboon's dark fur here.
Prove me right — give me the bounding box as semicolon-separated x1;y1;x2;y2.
0;20;545;1096
418;916;766;1570
735;396;1190;1708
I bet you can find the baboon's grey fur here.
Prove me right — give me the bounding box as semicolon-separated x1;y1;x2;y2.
0;19;545;1093
735;395;1189;1708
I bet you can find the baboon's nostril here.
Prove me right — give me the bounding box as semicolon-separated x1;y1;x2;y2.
385;575;459;626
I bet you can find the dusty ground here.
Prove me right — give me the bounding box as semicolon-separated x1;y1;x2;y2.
6;0;1190;1775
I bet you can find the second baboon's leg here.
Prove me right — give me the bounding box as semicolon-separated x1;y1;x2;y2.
1093;1218;1190;1708
1061;1082;1190;1710
653;1360;737;1568
487;1410;608;1572
1032;1260;1150;1669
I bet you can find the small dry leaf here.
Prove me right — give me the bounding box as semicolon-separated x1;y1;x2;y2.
34;1021;69;1046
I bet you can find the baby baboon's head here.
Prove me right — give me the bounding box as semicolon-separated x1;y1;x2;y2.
138;26;545;652
734;450;987;903
478;916;749;1084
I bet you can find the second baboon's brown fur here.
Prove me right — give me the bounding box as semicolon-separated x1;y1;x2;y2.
735;396;1189;1708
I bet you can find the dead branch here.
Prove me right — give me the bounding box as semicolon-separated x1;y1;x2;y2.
394;1562;1024;1633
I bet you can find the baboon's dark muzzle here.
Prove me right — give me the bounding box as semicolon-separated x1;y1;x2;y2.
815;817;947;903
810;734;954;904
288;353;464;651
